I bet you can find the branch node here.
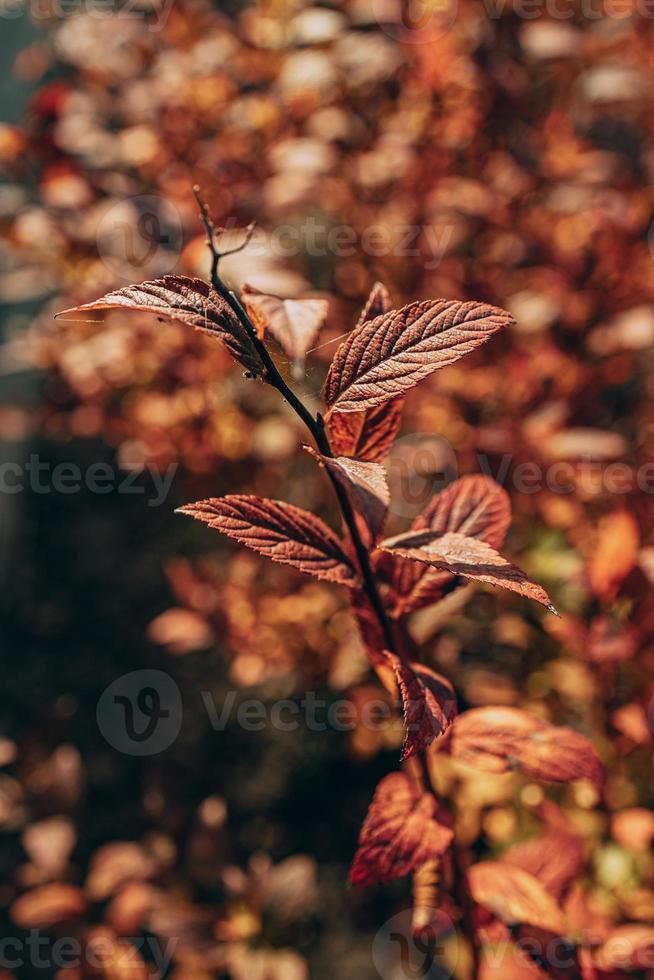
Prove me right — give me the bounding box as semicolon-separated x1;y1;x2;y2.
193;186;256;270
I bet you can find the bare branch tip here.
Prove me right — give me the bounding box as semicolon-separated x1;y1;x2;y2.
215;221;257;258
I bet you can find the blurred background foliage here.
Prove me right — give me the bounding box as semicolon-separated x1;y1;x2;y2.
1;0;654;976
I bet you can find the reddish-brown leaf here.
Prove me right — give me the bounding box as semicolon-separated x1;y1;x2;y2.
322;299;513;412
381;553;451;620
241;283;328;375
383;651;457;760
500;833;585;900
355;281;393;329
414;474;511;547
177;495;360;587
389;474;511;617
468;862;567;936
349;589;390;671
593;926;654;972
587;510;639;600
325;282;402;462
449;707;604;786
380;530;555;611
304;446;389;543
349;772;453;887
56;276;262;376
326;397;404;462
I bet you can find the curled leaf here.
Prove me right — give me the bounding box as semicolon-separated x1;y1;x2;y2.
241;283;328;376
389;474;511;617
304;446;389;543
350;772;453;887
177;495;360;587
449;707;604;787
380;530;555;612
468;862;567;936
56;276;262;376
323;298;513;412
383;651;457;760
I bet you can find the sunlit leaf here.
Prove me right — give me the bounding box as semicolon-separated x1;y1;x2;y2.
56;276;262;376
177;495;360;587
380;530;555;611
389;474;511;617
323;299;513;412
